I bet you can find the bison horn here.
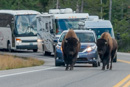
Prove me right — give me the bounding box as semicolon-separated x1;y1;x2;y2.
105;42;107;44
65;40;68;43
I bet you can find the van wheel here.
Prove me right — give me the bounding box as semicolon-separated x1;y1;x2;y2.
33;49;38;52
93;62;98;67
44;51;51;56
7;42;11;52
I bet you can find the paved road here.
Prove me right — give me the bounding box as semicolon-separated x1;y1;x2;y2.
0;50;130;87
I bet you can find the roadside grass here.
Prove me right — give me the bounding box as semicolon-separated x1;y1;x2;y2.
0;54;44;70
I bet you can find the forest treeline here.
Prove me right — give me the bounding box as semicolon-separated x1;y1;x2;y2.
0;0;130;52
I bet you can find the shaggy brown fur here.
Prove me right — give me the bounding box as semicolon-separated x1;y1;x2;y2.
97;32;118;70
65;29;79;40
100;32;113;51
62;29;79;50
61;29;80;70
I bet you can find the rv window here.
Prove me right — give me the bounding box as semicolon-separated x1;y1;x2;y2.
0;14;13;28
46;23;48;31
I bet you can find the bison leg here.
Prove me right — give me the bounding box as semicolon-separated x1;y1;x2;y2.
102;66;105;70
102;59;106;70
107;63;109;69
70;64;73;70
70;63;74;70
107;57;110;69
110;60;112;70
65;64;69;70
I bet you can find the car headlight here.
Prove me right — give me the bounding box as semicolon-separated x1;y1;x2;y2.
56;45;63;52
37;39;43;42
82;45;97;53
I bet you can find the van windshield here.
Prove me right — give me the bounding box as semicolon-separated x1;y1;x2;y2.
55;18;85;35
59;32;95;43
15;14;37;36
84;28;113;39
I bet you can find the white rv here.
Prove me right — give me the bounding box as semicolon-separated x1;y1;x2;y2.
37;8;89;55
0;10;40;52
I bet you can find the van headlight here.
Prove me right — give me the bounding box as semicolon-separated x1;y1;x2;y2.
16;39;22;43
82;45;97;53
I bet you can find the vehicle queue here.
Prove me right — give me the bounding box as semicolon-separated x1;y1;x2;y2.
0;8;117;69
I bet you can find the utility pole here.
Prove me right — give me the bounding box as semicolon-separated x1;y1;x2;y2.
100;0;103;19
121;1;124;19
76;1;79;13
81;0;84;13
109;0;112;21
56;0;59;9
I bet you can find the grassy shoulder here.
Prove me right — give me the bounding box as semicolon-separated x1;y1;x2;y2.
0;54;44;70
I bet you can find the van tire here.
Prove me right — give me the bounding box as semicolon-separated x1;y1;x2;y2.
33;49;38;52
44;51;51;56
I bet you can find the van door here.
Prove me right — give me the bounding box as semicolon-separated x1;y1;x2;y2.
38;15;54;53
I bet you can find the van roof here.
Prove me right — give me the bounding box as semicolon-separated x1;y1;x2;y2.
0;10;40;15
84;20;112;28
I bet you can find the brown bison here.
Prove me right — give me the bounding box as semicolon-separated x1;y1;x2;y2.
61;29;80;70
97;32;118;70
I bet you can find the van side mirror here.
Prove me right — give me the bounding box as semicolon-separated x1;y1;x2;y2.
78;21;85;28
53;39;58;43
50;29;54;34
116;33;120;40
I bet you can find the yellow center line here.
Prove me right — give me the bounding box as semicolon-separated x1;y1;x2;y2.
113;75;130;87
123;80;130;87
117;59;130;64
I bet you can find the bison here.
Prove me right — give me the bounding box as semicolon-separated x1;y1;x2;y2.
97;32;118;70
61;29;80;70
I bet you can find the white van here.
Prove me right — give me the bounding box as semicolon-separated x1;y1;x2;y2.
83;20;115;39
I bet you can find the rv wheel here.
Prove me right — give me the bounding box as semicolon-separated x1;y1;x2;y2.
7;42;11;52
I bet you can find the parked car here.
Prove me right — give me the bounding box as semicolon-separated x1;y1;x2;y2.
55;30;100;67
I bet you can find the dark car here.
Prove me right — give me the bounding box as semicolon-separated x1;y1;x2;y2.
55;30;100;67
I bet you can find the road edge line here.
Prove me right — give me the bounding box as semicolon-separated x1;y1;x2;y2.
0;67;57;78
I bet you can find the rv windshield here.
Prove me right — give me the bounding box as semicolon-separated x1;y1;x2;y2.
84;28;114;39
55;18;85;35
15;14;37;36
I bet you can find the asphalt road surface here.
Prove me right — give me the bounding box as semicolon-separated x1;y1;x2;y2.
0;50;130;87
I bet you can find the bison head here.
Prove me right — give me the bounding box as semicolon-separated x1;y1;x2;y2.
97;39;108;58
63;37;79;57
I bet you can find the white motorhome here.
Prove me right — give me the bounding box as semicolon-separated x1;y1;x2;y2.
37;8;89;55
0;10;40;52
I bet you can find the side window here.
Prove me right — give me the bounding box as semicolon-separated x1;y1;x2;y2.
46;23;48;32
0;14;13;30
49;22;51;30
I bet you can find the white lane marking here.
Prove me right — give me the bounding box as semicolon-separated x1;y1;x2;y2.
0;67;57;78
118;52;130;56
